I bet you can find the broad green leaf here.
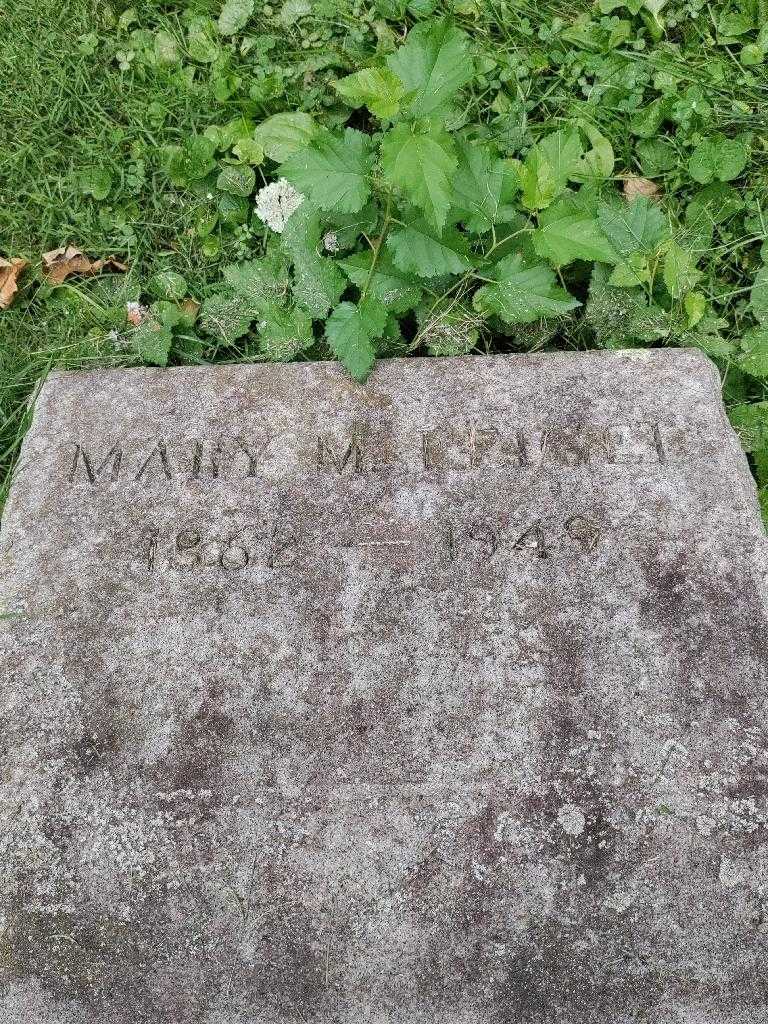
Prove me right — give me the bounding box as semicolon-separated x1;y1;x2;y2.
473;253;581;324
573;123;614;181
689;135;748;185
630;97;668;138
739;327;768;378
729;402;768;452
608;254;651;287
218;0;254;35
338;250;422;314
663;240;701;298
597;197;669;258
751;266;768;324
585;262;669;345
134;320;173;366
717;11;754;37
533;197;617;266
333;67;405;120
232;138;264;165
254;112;317;163
279;128;374;214
78;167;112;200
519;128;583;210
451;141;519;234
386;18;474;118
187;16;220;62
281;203;345;317
325;297;388;382
380;123;457;231
216;164;256;197
256;302;313;361
387;219;471;277
198;292;254;343
148;270;187;301
685;183;743;227
165;137;217;186
222;254;290;309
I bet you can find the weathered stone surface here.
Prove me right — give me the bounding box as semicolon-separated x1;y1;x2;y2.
0;350;767;1023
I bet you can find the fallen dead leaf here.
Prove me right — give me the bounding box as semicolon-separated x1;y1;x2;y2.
42;246;128;286
622;175;661;201
0;257;30;310
181;298;201;322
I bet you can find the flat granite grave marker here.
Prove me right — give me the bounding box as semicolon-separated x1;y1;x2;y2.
1;350;767;1023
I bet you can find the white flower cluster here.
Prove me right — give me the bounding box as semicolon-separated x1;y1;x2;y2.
254;178;304;233
323;230;340;253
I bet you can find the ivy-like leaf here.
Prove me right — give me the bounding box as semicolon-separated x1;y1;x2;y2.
386;18;474;119
597;197;669;258
333;67;405;120
279;128;374;214
325;297;388;382
473;253;581;324
381;123;457;231
533;196;617;266
338;250;422;314
387;218;471;277
451;141;519;234
281;203;345;317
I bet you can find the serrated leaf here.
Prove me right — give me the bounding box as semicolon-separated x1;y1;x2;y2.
533;197;617;266
326;297;388;382
279;128;373;215
254;112;317;163
750;267;768;324
739;326;768;378
218;0;253;34
222;254;290;309
663;240;701;298
199;292;254;343
387;219;471;277
281;203;345;317
338;250;422;314
729;402;768;452
216;164;256;197
380;123;457;231
333;67;405;120
386;17;474;119
451;141;519;234
134;320;173;367
597;197;669;258
585;262;669;345
255;301;314;361
473;253;580;324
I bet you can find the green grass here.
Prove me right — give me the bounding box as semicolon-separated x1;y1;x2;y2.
2;0;768;514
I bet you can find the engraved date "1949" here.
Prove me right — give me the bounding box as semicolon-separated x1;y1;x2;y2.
140;515;602;573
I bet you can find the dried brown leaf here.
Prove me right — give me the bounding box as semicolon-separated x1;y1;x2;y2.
42;246;128;286
181;298;201;322
0;257;30;310
622;175;661;202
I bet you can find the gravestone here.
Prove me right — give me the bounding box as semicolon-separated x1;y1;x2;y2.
0;350;767;1023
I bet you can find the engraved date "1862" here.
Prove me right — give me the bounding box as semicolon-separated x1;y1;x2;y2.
140;515;602;573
